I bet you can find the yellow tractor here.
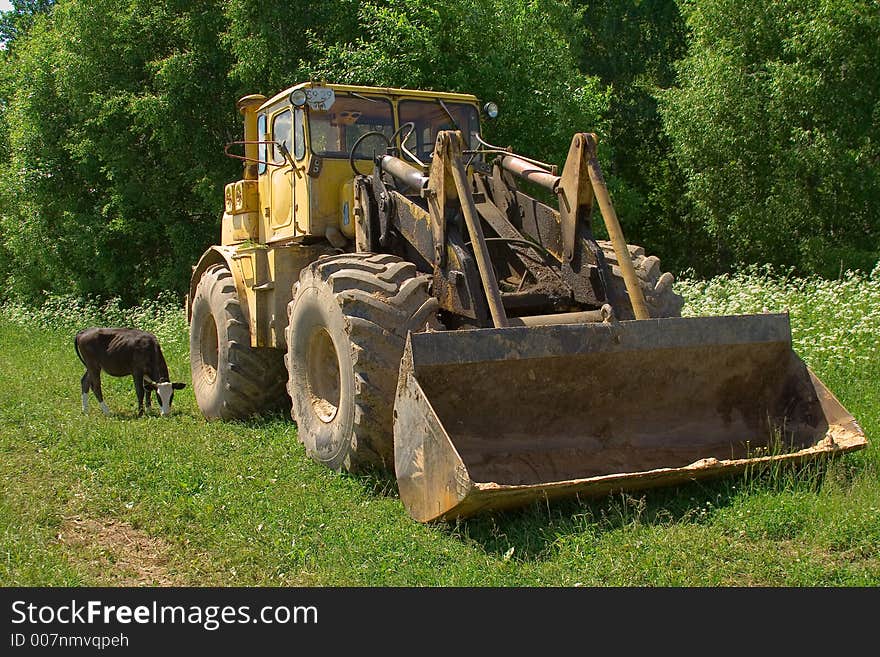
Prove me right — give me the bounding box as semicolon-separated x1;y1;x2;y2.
188;82;866;522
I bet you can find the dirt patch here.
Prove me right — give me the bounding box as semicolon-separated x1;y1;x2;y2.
57;516;183;586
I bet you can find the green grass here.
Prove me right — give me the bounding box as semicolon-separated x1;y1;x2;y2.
1;268;878;586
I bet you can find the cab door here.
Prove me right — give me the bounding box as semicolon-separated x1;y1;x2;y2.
268;108;294;240
292;108;308;235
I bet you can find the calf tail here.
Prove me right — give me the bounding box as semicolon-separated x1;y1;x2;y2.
74;330;86;367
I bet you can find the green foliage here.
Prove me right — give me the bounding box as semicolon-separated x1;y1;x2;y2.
0;290;188;351
572;0;705;270
222;0;361;92
0;0;876;304
0;0;56;47
0;0;608;303
659;0;880;276
1;0;239;302
678;261;880;371
307;0;610;168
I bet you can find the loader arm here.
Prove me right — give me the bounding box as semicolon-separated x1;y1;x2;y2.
364;130;623;326
498;133;650;320
438;131;508;327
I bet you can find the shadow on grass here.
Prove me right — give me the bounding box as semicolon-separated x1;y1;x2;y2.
211;409;294;430
439;477;742;562
432;456;851;562
92;407;293;426
132;402;867;563
321;440;864;565
348;468;400;499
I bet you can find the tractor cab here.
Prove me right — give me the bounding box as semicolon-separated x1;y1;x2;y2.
221;83;484;249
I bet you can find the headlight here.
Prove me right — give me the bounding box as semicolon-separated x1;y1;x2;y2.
289;88;307;107
483;102;499;119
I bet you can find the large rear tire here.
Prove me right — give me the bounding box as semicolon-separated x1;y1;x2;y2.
285;253;439;472
190;263;289;419
598;241;684;319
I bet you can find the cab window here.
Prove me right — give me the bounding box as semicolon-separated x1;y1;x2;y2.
257;114;267;175
398;100;480;162
308;95;394;159
294;108;305;160
272;110;292;165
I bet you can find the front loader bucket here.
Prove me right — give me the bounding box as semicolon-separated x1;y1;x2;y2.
393;314;866;522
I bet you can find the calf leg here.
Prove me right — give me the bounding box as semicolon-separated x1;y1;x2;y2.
89;368;111;416
81;371;91;413
133;373;146;417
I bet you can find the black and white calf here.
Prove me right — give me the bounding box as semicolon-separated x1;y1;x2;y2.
74;327;186;416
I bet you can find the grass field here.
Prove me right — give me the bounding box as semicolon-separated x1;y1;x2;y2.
1;267;878;586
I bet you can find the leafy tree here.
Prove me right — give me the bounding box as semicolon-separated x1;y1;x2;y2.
1;0;237;301
306;0;610;168
0;1;57;290
6;0;873;304
659;0;880;276
1;0;610;302
0;0;56;48
222;0;361;92
572;0;710;273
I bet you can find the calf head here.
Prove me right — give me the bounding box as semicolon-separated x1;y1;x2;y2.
144;377;186;416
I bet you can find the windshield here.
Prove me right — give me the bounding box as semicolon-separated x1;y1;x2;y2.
398;100;481;162
309;95;394;159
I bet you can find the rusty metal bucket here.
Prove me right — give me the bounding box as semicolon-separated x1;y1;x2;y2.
393;314;866;522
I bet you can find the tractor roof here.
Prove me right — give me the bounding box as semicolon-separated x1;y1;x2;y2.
260;82;479;110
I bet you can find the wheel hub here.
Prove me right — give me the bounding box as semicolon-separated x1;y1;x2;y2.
306;328;341;423
199;313;219;384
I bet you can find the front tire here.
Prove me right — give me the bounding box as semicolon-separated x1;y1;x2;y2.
190;264;288;419
285;253;439;472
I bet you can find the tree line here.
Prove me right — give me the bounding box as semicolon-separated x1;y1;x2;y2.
0;0;877;303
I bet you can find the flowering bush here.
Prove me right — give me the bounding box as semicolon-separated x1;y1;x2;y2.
0;292;188;353
677;262;880;370
3;261;879;374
